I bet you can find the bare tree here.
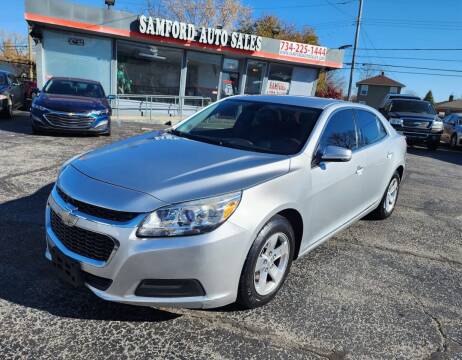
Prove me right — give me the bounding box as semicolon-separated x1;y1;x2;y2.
145;0;251;30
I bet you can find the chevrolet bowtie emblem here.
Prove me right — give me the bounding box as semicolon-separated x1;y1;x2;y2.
60;208;78;227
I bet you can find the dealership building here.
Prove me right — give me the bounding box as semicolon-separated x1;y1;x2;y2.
25;0;344;114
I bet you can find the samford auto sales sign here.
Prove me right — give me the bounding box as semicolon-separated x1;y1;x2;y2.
139;15;263;51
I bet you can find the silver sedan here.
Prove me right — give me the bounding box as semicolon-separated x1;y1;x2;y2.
44;95;407;309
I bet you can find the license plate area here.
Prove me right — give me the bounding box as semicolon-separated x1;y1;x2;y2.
50;245;83;287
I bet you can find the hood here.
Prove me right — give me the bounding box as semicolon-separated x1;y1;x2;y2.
71;131;290;204
37;93;109;113
389;112;436;121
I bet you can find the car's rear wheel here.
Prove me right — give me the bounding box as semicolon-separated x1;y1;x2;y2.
450;134;457;148
237;215;294;309
368;171;400;220
1;99;13;119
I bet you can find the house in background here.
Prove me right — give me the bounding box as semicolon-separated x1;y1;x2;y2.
435;95;462;115
356;72;405;109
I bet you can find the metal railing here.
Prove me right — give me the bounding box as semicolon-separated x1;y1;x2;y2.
109;94;212;123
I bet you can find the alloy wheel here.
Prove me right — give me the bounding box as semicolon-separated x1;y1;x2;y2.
254;232;290;296
384;178;399;213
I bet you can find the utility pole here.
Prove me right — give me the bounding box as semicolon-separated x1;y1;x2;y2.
28;26;33;80
347;0;363;101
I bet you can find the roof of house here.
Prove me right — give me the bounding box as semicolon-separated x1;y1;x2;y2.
356;73;405;87
435;99;462;110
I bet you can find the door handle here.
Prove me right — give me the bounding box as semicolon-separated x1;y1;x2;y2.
387;152;393;159
356;166;364;175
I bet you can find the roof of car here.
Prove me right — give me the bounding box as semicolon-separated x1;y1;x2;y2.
229;95;345;109
48;77;102;84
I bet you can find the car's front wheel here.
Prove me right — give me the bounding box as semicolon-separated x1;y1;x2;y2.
237;215;295;309
368;171;400;220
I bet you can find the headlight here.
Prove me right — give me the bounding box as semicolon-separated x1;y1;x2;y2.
89;109;109;116
0;94;7;100
137;192;242;238
431;120;443;131
31;103;48;112
389;118;402;126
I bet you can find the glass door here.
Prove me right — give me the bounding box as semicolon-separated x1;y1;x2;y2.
244;60;267;95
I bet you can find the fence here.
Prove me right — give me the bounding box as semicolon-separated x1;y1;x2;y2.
109;94;212;125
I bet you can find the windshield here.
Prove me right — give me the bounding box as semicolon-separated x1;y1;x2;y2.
44;79;105;98
0;74;7;86
174;99;322;155
390;100;436;114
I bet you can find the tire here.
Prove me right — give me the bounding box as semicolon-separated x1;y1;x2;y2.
237;215;295;309
427;141;439;150
1;100;12;119
368;171;401;220
450;134;457;148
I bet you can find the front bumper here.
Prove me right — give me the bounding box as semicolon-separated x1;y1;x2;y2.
44;186;251;309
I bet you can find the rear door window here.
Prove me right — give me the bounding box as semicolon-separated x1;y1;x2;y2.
355;109;387;147
318;109;358;151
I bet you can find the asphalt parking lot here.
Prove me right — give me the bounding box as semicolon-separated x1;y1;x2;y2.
0;112;461;359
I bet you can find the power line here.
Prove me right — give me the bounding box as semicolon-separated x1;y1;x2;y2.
346;62;462;73
357;47;462;51
354;55;462;63
338;67;462;78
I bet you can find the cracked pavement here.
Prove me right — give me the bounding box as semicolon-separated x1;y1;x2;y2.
0;112;461;359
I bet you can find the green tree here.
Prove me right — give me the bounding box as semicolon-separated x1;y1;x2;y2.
424;90;435;105
240;15;319;45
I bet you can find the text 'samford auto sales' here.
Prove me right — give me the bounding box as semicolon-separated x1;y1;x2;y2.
25;0;344;115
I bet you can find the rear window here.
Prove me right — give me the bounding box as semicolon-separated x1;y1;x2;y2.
44;79;105;98
390;100;435;114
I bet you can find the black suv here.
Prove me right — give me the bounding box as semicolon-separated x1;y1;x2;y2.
0;70;25;118
379;99;443;150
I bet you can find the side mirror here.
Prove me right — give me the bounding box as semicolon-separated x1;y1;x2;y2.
164;120;172;126
321;145;352;162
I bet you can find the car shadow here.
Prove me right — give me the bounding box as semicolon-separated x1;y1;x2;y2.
0;183;180;322
407;145;462;166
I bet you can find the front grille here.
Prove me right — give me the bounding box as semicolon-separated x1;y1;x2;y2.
57;187;139;222
50;209;115;262
44;113;94;129
402;118;431;130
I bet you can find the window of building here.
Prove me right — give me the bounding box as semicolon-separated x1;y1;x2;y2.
355;109;387;147
360;85;368;96
389;86;398;94
117;41;182;95
244;61;267;95
266;63;292;95
221;58;241;98
185;51;221;104
319;109;358;151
